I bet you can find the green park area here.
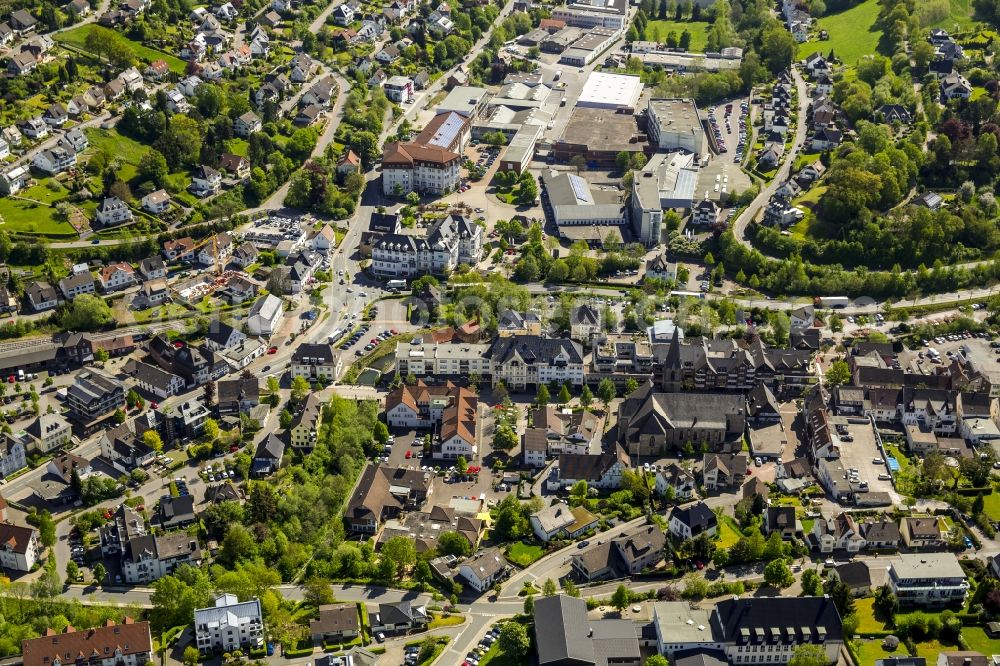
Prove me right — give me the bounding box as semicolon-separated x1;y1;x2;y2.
56;25;187;74
797;0;882;67
644;20;710;51
505;541;545;567
0;182;77;236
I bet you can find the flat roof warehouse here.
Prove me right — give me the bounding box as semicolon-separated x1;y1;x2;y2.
576;72;644;110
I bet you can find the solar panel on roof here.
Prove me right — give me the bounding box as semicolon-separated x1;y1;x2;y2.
568;174;589;203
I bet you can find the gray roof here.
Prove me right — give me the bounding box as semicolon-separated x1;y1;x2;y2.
535;595;595;664
487;335;583;365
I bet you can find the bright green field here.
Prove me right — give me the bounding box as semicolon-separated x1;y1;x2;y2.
55;25;187;74
927;0;977;29
0;182;76;235
961;626;1000;654
717;514;742;548
853;638;950;664
85;127;151;182
645;20;710;51
983;490;1000;521
505;541;544;567
797;0;883;67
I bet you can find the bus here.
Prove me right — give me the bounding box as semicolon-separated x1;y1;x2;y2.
387;279;408;292
328;328;345;344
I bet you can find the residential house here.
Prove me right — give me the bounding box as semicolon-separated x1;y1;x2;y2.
344;464;433;534
900;516;947;549
861;517;900;550
99;262;137;292
0;436;27;478
571;524;666;581
668;501;718;540
830;561;873;596
158;494;197;530
0;522;38;571
163;237;196;262
59;271;96;300
810;512;866;553
655;463;697;500
251;433;285;477
548;446;630;490
765;505;798;540
247;294;283;336
702;452;749;491
142;190;171;215
22;620;152;666
25;413;72;453
95;197;134;228
458;548;509;592
289;393;323;450
309;604;360;644
32;147;76;175
217;375;259;414
234;111;262;137
367;601;427;636
26;281;59;312
190;165;222;197
530;503;599;542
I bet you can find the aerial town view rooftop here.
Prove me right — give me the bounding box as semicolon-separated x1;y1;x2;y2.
0;0;997;663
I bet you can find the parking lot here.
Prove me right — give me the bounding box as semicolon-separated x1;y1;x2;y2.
835;419;896;500
707;97;750;162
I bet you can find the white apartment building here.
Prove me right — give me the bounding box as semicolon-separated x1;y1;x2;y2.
0;522;38;571
646;98;706;155
371;214;483;278
195;594;265;654
395;341;492;378
889;553;969;608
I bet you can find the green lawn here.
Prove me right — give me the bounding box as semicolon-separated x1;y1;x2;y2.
55;25;187;74
0;185;76;236
790;186;831;239
505;541;545;567
428;613;466;629
982;491;1000;521
854;638;950;664
644;20;710;51
927;0;977;29
84;127;151;182
717;514;742;548
853;597;892;634
960;626;1000;654
225;138;250;157
798;0;883;67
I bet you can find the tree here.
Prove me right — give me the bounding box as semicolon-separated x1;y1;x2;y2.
204;418;220;442
535;383;550;406
381;536;417;579
624;378;639;395
60;294;113;331
183;647;201;666
557;384;571;405
542;578;557;596
438;530;472;557
801;568;822;596
611;584;630;613
280;567;321;603
824;578;855;618
492;495;529;541
788;644;831;666
646;657;669;666
93;562;107;586
597;379;616;409
679;28;692;49
563;580;580;597
517;172;538;204
760;25;796;74
569;155;588;174
763;559;794;589
138;150;169;188
142;429;163;453
493;423;518;450
498;622;530;658
65;559;78;583
580;384;593;410
290;375;310;404
825;360;851;386
523;593;534;615
417;636;437;663
874;584;898;622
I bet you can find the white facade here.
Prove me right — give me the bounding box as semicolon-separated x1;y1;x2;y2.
382;158;461;196
247;294;284;336
195;594;265;654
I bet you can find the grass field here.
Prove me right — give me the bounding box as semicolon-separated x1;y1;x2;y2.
790;185;831;239
982;490;1000;521
644;20;710;51
0;182;77;236
926;0;977;29
717;514;743;548
961;626;1000;654
853;597;892;634
506;541;545;567
797;0;883;67
55;25;187;74
854;638;950;664
85;127;151;182
225;138;250;157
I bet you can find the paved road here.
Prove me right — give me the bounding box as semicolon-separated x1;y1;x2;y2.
730;66;808;249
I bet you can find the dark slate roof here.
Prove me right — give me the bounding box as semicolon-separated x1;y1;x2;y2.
534;594;595;665
255;433;285;461
833;561;871;588
487;335;583;365
711;597;843;644
670;502;717;532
